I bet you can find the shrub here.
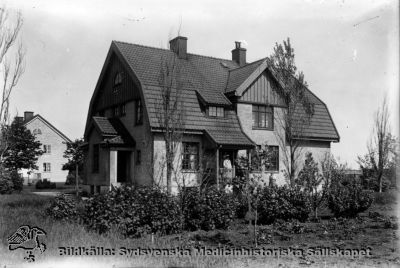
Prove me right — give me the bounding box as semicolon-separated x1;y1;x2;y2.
35;179;56;189
373;190;397;205
257;185;310;224
82;186;182;237
180;187;236;231
46;194;81;221
328;176;374;217
0;168;13;194
10;170;23;192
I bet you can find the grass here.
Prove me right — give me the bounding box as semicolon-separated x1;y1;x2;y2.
0;191;399;268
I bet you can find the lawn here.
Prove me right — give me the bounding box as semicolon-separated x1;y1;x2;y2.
0;190;399;268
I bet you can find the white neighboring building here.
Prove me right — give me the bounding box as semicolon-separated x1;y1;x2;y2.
19;111;71;184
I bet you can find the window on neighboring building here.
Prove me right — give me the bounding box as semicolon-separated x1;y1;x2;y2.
43;163;51;172
136;99;143;125
265;146;279;172
92;144;100;173
33;129;42;135
43;145;51;154
252;105;273;129
114;72;122;86
182;142;199;171
208;106;224;117
136;150;141;165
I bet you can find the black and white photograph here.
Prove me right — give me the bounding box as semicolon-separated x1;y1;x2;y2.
0;0;399;267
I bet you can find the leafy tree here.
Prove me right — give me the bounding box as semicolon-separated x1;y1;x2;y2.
2;117;42;171
297;152;329;219
0;6;25;167
62;138;85;172
267;38;314;186
357;97;397;192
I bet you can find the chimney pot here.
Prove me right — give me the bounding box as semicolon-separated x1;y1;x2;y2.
232;41;246;66
169;36;188;59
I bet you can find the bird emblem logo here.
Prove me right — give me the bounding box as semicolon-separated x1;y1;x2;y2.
7;225;47;262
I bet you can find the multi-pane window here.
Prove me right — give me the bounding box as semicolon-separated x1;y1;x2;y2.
120;104;126;116
208;106;224;117
182;142;199;170
43;145;51;154
265;146;279;172
43;163;51;172
252;105;273;129
113;106;119;117
251;145;279;172
92;144;99;173
136;99;143;125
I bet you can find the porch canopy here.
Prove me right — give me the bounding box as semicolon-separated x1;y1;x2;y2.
205;128;254;149
204;128;254;188
91;116;136;148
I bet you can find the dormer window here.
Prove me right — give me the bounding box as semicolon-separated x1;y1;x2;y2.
208;106;224;117
114;72;123;87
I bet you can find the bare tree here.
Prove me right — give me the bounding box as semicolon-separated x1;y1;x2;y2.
358;97;396;192
155;48;185;194
0;6;25;165
267;38;314;186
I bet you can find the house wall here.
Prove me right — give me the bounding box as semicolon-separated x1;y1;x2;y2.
236;82;332;186
153;133;203;194
84;130;109;186
84;51;153;191
23;118;69;183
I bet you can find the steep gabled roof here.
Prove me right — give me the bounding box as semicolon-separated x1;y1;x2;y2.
87;40;339;144
225;58;266;93
24;115;71;143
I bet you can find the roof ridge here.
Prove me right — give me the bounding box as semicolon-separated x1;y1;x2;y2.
113;40;238;64
229;57;267;72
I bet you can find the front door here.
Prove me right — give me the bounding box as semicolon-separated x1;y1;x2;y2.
117;151;130;183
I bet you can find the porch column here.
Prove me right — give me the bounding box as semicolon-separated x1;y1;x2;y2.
110;150;117;189
216;147;219;190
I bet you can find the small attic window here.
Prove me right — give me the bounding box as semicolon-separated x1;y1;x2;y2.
208;106;224;117
114;72;123;86
33;128;42;135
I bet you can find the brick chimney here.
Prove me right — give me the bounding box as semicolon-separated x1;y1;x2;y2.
24;111;34;122
169;36;187;59
232;41;246;66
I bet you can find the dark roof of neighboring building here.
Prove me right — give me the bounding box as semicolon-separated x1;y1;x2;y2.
91;117;135;146
24;114;71;143
88;40;339;144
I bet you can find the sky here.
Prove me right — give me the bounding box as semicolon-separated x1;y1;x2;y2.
2;0;399;168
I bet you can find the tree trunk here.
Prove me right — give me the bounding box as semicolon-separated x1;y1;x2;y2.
75;164;79;197
378;172;383;193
